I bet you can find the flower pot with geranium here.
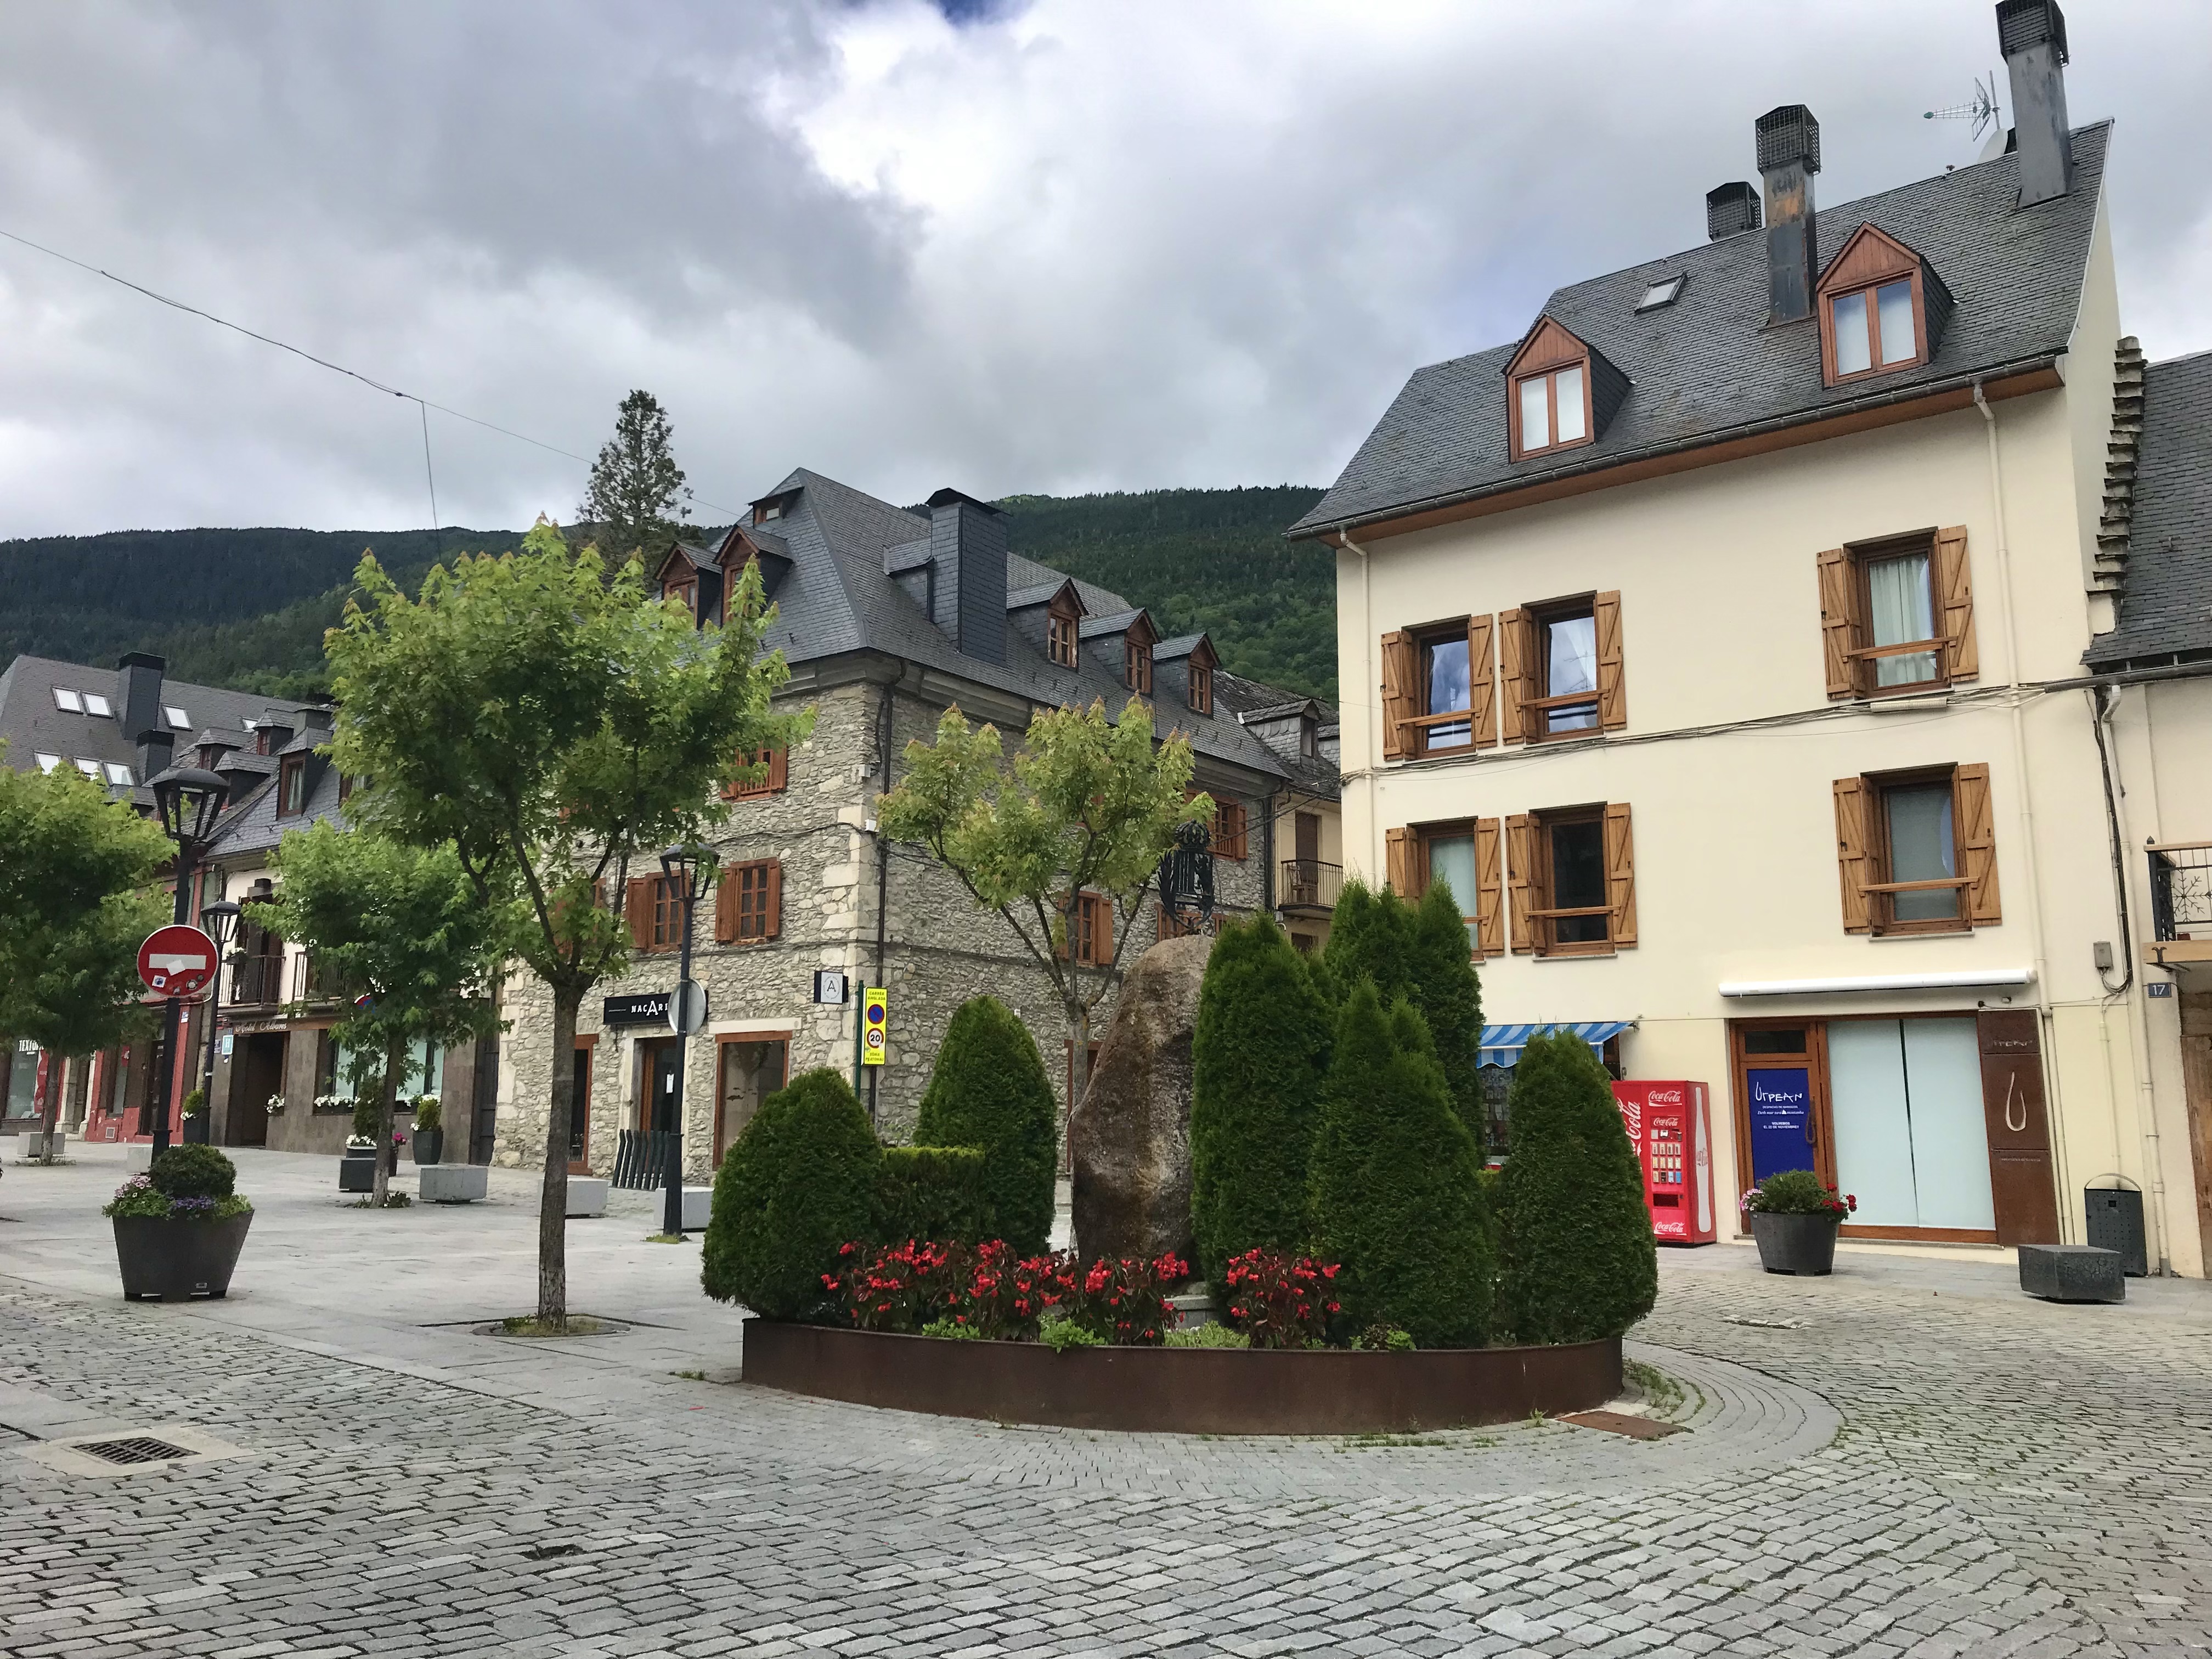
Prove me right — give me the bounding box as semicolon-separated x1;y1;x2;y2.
106;1144;253;1301
1741;1170;1855;1276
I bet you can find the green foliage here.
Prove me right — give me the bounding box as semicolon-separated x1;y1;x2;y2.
104;1175;251;1221
411;1096;443;1131
149;1144;236;1200
1189;911;1331;1285
1744;1169;1852;1217
1040;1318;1104;1351
1163;1322;1249;1348
351;1097;380;1141
919;1317;984;1341
0;753;170;1063
1355;1324;1417;1352
576;390;693;563
180;1089;206;1118
912;995;1057;1254
1497;1032;1657;1344
702;1069;882;1319
873;1146;992;1245
1409;877;1485;1149
1308;983;1493;1349
1322;879;1415;1007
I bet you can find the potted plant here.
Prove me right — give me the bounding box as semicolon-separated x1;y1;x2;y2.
180;1087;210;1145
106;1144;254;1300
410;1094;444;1166
341;1098;379;1193
1741;1170;1856;1276
265;1093;286;1116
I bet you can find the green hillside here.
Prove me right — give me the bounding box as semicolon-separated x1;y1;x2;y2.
0;484;1335;704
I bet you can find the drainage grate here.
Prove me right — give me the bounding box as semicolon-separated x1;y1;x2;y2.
75;1436;196;1466
522;1543;583;1561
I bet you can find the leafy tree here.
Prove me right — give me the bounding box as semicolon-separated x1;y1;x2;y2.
246;821;505;1207
325;519;803;1324
0;753;170;1144
912;995;1058;1254
1308;981;1493;1348
1496;1031;1656;1343
876;696;1206;1140
702;1068;882;1318
1408;877;1485;1150
1322;878;1414;1007
873;1146;991;1245
577;390;692;564
1189;911;1332;1285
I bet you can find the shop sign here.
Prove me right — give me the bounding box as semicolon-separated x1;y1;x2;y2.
603;992;673;1026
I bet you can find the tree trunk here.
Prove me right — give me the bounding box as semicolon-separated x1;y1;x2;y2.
540;985;580;1329
38;1057;63;1158
1066;998;1092;1182
373;1032;404;1207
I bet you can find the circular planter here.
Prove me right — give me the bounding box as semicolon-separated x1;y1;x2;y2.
412;1127;445;1166
1749;1211;1840;1276
113;1212;253;1302
740;1319;1621;1435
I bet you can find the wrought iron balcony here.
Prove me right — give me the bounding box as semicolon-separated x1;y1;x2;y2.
290;951;346;1006
229;955;284;1006
1279;859;1342;913
2147;843;2212;967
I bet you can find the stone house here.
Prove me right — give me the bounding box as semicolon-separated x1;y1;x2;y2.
494;470;1341;1182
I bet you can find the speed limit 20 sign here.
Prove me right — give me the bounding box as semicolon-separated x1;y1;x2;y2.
861;986;888;1066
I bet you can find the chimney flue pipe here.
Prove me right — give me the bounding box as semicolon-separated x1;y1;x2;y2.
1997;0;2072;206
1756;105;1821;325
1706;181;1762;241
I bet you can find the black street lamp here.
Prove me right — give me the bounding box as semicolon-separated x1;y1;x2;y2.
145;757;229;1157
658;842;718;1238
196;898;242;1139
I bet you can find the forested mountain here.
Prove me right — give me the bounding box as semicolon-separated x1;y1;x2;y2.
0;484;1334;703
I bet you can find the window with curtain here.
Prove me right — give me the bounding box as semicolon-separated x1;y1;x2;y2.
1883;781;1958;923
1424;832;1480;954
1831;279;1918;377
1424;633;1471;748
1545;812;1609;946
1543;609;1599;732
1866;550;1939;687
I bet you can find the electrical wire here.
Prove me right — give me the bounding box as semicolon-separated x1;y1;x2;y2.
0;224;743;519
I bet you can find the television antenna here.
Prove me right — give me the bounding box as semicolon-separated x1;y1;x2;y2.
1925;72;2002;146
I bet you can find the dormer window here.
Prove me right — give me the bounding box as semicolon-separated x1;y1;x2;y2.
256;729;272;757
1048;607;1079;668
1503;317;1621;463
1126;636;1153;694
279;755;308;817
663;576;696;617
1815;225;1946;388
1517;365;1587;455
1188;659;1212;715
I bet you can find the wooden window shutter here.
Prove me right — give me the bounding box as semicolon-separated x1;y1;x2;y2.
1385;827;1417;896
1093;894;1111;964
768;746;789;792
764;860;783;940
1594;591;1627;730
1832;777;1871;934
1506;814;1536;953
1955;764;2001;925
625;877;654;950
713;870;736;943
1603;802;1637;947
1816;548;1858;699
1934;527;1979;681
1499;609;1537;742
1379;631;1418;761
1474;817;1503;958
1468;614;1498;747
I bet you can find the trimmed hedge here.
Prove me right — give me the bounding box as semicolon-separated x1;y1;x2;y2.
1409;876;1485;1152
149;1143;236;1200
873;1146;991;1245
1308;981;1493;1348
1322;878;1414;1007
1497;1032;1657;1343
1190;911;1331;1285
912;995;1058;1255
702;1068;882;1318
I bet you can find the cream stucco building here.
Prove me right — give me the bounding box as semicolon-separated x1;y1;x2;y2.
1293;4;2212;1274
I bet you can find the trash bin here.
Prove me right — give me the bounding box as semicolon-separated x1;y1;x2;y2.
2084;1183;2148;1277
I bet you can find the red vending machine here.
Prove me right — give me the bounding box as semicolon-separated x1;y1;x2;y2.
1611;1081;1717;1245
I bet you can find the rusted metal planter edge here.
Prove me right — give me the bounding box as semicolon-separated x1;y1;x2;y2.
740;1319;1622;1435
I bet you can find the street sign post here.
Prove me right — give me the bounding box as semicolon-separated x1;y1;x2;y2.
669;980;708;1037
862;987;887;1066
137;926;218;999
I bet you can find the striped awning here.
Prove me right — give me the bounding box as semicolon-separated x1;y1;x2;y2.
1479;1021;1635;1067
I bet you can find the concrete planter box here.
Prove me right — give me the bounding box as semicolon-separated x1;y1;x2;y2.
2019;1243;2125;1304
1750;1212;1840;1276
741;1320;1622;1435
338;1149;377;1194
9;1131;65;1164
565;1177;610;1218
419;1164;487;1204
114;1212;252;1301
125;1143;154;1172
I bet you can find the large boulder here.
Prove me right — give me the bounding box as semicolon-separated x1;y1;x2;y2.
1070;934;1211;1262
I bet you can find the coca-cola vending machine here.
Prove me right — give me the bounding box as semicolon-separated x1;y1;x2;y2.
1611;1080;1717;1245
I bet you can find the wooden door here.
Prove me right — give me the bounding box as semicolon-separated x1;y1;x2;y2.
568;1040;594;1173
1295;811;1319;863
637;1038;681;1133
1729;1020;1835;1194
714;1037;789;1166
1977;1010;2058;1245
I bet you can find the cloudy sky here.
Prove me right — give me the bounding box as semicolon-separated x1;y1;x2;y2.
1;0;2206;540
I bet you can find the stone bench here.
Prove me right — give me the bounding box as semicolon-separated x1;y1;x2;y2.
565;1177;610;1219
125;1142;154;1172
2019;1243;2125;1304
419;1165;488;1205
8;1132;65;1164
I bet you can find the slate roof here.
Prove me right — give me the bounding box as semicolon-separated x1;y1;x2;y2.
2087;349;2212;668
1291;125;2113;539
721;469;1325;783
1214;670;1341;799
202;751;348;863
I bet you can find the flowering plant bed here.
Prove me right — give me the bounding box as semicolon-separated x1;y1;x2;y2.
740;1319;1620;1435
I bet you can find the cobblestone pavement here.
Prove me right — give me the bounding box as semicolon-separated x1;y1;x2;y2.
1;1150;2208;1657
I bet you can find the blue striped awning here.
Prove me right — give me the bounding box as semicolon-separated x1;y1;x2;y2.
1479;1021;1634;1067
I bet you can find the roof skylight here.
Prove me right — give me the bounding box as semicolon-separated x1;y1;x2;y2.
52;687;82;713
74;759;100;777
1635;274;1686;312
166;706;190;729
82;692;114;718
104;763;134;786
33;753;59;773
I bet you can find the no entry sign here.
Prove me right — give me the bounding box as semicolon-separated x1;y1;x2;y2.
138;924;218;998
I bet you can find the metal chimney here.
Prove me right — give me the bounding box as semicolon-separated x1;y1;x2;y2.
1756;106;1821;324
1706;182;1762;241
1997;0;2072;205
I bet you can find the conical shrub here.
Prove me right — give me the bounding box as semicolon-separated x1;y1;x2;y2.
1322;877;1414;1007
702;1068;882;1318
1409;876;1485;1150
1190;911;1331;1285
1308;981;1493;1348
913;994;1058;1255
1497;1032;1656;1343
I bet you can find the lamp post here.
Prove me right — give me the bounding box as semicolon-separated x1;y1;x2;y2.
658;842;718;1238
145;758;229;1156
195;898;242;1140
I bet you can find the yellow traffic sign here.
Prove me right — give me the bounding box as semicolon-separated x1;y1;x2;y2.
861;985;888;1066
